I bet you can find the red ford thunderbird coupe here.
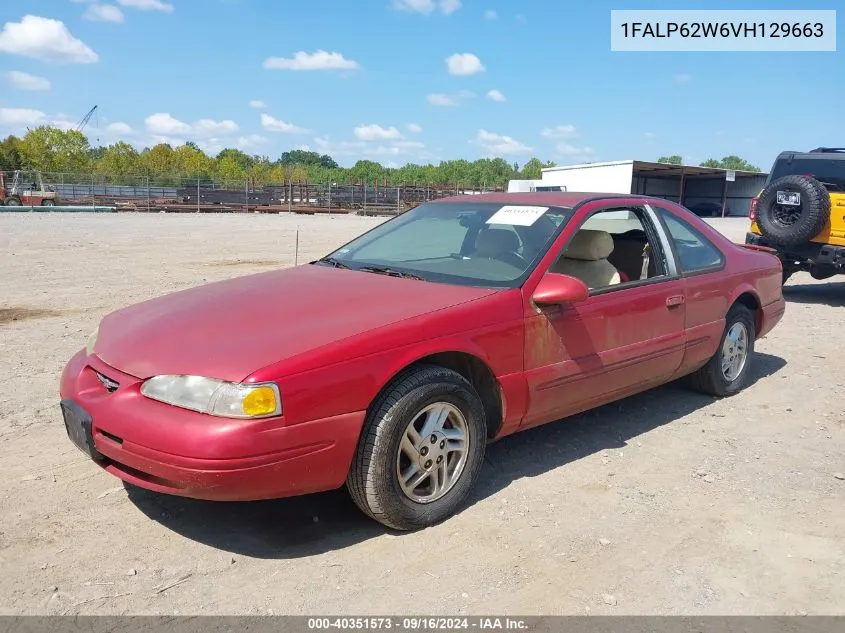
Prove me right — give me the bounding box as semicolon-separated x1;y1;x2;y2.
60;193;785;530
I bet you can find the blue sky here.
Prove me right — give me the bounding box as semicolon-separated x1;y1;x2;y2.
0;0;841;168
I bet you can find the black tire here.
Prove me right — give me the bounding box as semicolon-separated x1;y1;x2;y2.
347;364;487;531
4;196;21;206
688;304;756;397
756;175;830;245
41;199;55;207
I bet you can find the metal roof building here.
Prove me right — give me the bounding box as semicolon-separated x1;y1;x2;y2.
509;159;769;217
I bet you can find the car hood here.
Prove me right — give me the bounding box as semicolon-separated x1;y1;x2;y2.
93;264;498;382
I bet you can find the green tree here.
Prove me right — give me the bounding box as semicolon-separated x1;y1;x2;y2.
520;157;556;180
216;148;254;173
349;159;385;183
278;149;338;169
141;143;180;184
96;142;142;180
175;143;214;178
657;155;683;165
19;126;92;173
215;155;248;183
699;155;760;172
0;135;23;171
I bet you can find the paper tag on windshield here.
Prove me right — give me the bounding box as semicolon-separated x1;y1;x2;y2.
486;205;549;227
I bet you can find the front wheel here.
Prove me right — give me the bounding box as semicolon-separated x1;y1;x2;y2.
688;304;756;397
41;199;55;207
347;365;487;531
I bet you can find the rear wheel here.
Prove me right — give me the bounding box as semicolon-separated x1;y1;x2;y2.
688;304;756;397
347;365;487;531
41;199;55;207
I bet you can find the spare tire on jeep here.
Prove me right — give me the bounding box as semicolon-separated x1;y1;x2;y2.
756;175;830;245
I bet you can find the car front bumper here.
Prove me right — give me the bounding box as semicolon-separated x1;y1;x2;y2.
58;349;365;501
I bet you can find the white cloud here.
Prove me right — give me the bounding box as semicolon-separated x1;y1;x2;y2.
145;112;191;135
116;0;174;12
260;113;310;134
0;107;46;126
143;113;239;138
427;93;457;106
426;90;474;106
237;134;269;152
675;73;692;83
439;0;462;14
516;14;527;24
484;9;497;19
263;50;360;71
193;118;239;136
6;70;51;91
392;0;462;15
105;121;136;135
446;53;485;76
487;89;505;102
0;15;98;63
556;142;594;157
541;124;578;139
148;135;186;147
407;123;422;133
475;129;533;156
84;4;125;23
354;124;403;141
314;136;426;158
644;132;656;139
249;100;267;110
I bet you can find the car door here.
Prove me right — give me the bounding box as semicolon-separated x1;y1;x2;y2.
649;202;731;375
520;200;687;429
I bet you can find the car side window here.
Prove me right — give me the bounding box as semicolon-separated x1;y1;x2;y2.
656;208;724;273
548;206;668;292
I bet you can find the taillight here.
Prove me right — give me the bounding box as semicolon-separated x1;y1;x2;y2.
749;197;759;222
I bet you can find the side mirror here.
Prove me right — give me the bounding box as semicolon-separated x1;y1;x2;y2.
532;273;589;306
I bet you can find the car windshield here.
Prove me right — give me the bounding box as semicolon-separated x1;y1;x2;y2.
768;156;845;193
316;200;573;288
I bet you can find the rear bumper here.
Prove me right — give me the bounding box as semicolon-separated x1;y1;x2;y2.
59;349;366;501
745;232;845;269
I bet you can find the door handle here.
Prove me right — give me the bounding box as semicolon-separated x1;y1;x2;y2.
666;295;685;308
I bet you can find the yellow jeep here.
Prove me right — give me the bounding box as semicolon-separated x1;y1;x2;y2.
746;147;845;284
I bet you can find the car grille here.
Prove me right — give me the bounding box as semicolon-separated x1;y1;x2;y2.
94;371;119;393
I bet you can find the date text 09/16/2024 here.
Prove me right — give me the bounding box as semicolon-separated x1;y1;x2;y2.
307;617;529;631
618;22;824;39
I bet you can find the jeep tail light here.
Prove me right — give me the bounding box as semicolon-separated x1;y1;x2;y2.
749;197;759;222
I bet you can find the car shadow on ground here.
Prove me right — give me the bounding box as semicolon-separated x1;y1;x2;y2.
126;352;786;560
783;280;845;307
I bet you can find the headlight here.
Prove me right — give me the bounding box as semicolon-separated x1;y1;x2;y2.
140;375;282;419
86;327;98;355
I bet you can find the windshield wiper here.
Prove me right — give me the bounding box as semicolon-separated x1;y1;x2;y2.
314;256;351;269
358;266;425;281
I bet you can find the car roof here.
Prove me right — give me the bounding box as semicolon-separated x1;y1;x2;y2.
775;149;845;161
434;192;656;207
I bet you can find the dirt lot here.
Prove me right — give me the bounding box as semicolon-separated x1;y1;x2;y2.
0;212;842;616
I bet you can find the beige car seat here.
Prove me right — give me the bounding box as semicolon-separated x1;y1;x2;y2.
550;229;621;288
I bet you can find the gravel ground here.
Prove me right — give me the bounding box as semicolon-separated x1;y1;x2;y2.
0;212;842;616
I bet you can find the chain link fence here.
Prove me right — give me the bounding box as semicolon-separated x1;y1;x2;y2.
1;170;503;215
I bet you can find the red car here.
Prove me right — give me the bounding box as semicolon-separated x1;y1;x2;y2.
60;193;786;530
